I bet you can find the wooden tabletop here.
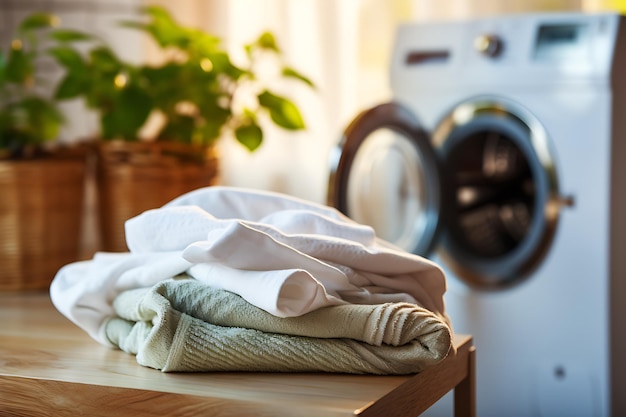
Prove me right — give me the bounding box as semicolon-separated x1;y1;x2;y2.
0;292;474;417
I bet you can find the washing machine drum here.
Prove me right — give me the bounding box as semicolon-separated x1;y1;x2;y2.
328;100;561;289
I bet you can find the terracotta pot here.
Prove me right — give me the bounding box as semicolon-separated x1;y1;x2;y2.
95;141;219;252
0;151;87;291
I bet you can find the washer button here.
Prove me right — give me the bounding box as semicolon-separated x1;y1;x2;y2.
475;34;504;58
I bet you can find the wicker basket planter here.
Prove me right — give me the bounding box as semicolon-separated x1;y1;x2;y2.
96;141;219;252
0;152;87;291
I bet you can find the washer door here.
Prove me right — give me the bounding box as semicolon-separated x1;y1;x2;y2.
328;102;442;255
433;98;562;289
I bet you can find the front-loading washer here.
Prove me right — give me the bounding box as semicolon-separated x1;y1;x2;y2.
328;12;626;417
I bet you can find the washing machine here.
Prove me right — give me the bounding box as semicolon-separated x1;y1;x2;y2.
328;12;626;417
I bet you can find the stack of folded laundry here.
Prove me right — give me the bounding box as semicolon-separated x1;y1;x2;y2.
51;186;453;375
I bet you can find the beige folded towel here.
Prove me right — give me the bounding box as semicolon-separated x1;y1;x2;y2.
105;278;452;374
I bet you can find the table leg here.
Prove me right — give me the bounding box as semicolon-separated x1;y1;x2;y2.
454;346;476;417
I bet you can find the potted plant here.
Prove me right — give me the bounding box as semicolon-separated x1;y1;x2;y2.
0;13;87;291
50;6;314;252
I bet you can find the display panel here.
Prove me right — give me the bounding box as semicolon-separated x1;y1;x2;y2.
534;23;590;62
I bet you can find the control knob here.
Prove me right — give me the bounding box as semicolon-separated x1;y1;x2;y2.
474;34;504;58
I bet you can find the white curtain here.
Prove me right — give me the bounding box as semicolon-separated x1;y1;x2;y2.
206;0;364;204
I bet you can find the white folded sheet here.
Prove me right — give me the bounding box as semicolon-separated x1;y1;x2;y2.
50;186;450;346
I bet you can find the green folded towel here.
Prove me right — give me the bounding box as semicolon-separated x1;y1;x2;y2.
105;278;452;374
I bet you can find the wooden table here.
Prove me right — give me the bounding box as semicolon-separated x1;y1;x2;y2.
0;292;475;417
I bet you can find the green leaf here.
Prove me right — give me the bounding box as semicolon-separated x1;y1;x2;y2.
4;47;33;84
15;97;64;142
48;46;84;68
257;90;305;130
90;46;121;72
243;107;257;121
143;5;176;23
235;122;263;152
193;31;221;56
117;86;152;137
196;123;221;144
142;63;182;91
207;52;243;78
101;85;152;140
282;67;315;88
100;111;117;140
28;98;64;141
256;32;279;52
49;29;94;42
54;72;88;99
118;21;148;32
141;6;189;49
158;115;195;143
18;13;56;32
0;51;6;84
49;47;88;99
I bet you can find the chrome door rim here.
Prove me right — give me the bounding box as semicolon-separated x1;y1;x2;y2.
433;96;563;289
328;101;442;255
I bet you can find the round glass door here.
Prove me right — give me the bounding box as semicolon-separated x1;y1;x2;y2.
433;98;563;288
328;102;441;255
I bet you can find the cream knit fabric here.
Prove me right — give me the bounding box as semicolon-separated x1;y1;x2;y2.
105;278;452;374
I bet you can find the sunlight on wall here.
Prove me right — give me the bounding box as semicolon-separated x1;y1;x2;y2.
609;0;626;10
584;0;626;11
408;0;582;20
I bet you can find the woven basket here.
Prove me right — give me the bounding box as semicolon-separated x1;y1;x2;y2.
0;153;86;291
96;141;219;252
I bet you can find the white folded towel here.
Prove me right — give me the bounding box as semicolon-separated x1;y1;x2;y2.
50;186;450;347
